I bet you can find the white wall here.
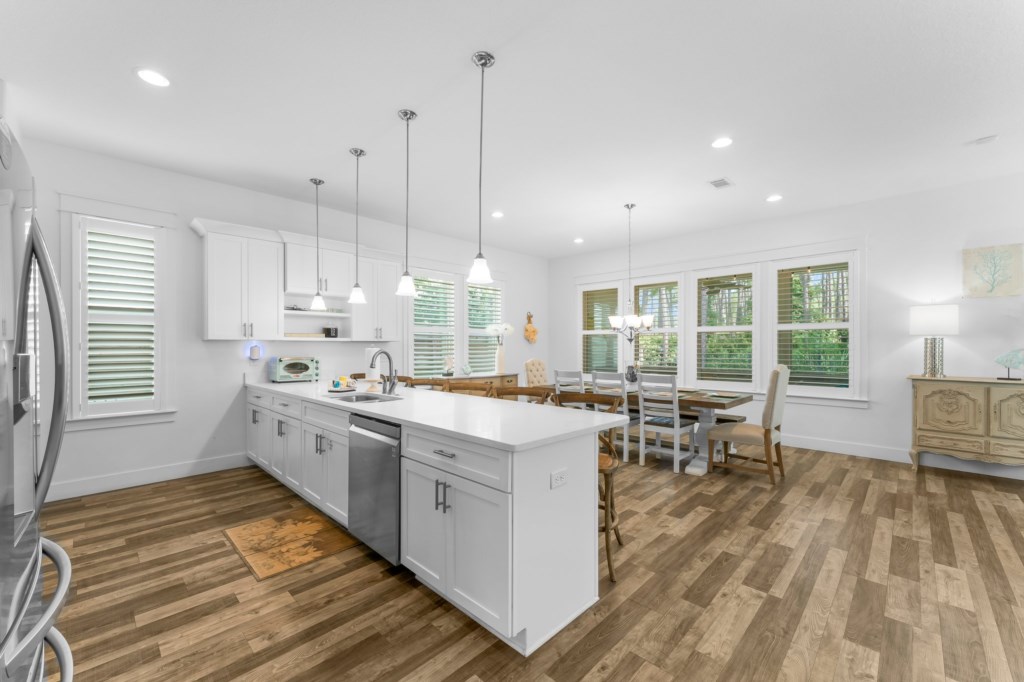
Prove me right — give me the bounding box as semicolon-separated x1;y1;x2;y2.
548;172;1024;478
24;139;549;500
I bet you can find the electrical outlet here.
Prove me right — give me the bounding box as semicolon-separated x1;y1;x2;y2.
550;469;569;489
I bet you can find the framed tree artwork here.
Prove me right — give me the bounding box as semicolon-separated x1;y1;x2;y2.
963;244;1023;297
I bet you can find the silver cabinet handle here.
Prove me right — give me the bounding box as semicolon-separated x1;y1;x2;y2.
443;482;452;513
434;479;443;511
277;420;284;437
252;409;258;424
253;394;264;399
249;322;254;337
4;537;72;671
433;449;456;459
243;322;247;337
324;277;328;291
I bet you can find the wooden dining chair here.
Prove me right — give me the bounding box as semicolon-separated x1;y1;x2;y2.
444;381;496;398
554;392;624;582
707;365;790;484
553;369;584;395
592;371;640;461
637;373;697;473
524;358;549;387
493;386;552;404
404;378;449;390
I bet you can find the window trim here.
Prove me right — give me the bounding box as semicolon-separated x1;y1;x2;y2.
465;280;505;375
577;282;622;378
66;206;174;424
689;264;759;392
630;274;682;379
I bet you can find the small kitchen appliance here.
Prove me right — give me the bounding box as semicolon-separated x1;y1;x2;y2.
268;356;320;382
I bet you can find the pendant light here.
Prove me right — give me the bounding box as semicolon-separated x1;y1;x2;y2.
395;109;418;297
347;148;367;305
609;203;654;333
309;178;328;311
466;50;495;284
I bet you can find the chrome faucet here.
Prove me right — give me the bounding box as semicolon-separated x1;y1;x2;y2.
370;350;398;395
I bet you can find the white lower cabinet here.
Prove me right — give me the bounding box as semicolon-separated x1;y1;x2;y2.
271;413;301;483
301;423;325;504
400;457;511;636
322;427;349;526
245;403;272;469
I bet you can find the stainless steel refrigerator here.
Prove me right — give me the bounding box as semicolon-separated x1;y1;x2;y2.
0;116;74;679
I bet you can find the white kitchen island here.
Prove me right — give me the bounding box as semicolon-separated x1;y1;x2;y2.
243;381;627;656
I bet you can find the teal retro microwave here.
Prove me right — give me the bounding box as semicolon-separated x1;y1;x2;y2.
269;356;320;382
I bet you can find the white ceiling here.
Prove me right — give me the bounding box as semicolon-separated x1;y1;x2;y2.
2;0;1022;257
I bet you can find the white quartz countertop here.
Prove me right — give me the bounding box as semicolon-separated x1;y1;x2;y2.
246;381;628;452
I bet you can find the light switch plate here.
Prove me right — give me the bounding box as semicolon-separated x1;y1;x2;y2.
550;469;568;489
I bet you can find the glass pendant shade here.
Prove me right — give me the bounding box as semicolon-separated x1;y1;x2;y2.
348;284;367;305
640;314;655;328
624;314;641;328
310;293;327;312
608;315;624;329
395;271;418;297
467;255;493;284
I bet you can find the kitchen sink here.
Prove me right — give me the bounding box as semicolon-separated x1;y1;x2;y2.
331;393;403;403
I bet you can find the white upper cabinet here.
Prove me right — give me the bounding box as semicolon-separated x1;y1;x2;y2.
284;243;354;299
204;233;283;340
0;191;13;341
350;257;402;342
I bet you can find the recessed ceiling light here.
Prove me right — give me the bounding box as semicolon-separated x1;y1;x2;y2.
491;211;504;218
573;238;584;244
137;69;170;87
711;137;733;149
766;194;783;202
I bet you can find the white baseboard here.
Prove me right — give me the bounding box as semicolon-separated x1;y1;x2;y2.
783;433;1024;480
46;451;251;502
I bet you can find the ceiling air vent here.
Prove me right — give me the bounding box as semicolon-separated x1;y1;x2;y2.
708;177;733;189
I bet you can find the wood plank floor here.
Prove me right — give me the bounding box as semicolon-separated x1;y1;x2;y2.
40;446;1024;681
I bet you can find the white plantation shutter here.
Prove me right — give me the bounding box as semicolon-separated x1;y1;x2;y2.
79;217;161;415
634;281;678;375
777;262;850;388
467;284;502;373
696;273;754;383
412;277;456;377
582;287;618;374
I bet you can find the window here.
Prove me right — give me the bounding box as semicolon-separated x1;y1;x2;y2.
777;262;850;388
412;277;456;377
75;216;162;416
466;283;502;373
696;273;753;382
581;287;619;373
634;281;678;375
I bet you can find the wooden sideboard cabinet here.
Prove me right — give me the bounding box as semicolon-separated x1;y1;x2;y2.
910;375;1024;470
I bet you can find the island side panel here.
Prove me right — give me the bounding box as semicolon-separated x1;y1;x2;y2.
512;431;599;654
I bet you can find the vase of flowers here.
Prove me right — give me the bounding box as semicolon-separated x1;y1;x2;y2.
486;322;515;374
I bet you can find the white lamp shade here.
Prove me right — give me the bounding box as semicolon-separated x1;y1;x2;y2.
395;272;418;297
640;314;655;328
348;284;367;305
909;304;959;336
608;315;624;329
310;293;327;312
467;256;493;284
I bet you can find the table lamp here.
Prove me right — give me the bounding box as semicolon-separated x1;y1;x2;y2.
909;304;959;378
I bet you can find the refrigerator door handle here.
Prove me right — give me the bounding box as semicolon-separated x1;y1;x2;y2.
2;537;72;674
13;215;71;513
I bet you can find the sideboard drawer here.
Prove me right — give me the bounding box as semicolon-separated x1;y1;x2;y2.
989;439;1024;461
405;430;511;492
917;432;985;455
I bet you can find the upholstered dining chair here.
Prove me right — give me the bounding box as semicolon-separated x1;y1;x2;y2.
637;373;697;473
706;365;791;484
553;370;584;395
554;391;624;582
524;358;548;387
444;381;496;398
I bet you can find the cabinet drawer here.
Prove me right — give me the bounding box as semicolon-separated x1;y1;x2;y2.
989;439;1024;462
271;395;301;419
405;430;511;493
247;388;271;407
917;432;985;455
303;402;350;432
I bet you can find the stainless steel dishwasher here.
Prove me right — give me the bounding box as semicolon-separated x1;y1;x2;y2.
348;414;402;565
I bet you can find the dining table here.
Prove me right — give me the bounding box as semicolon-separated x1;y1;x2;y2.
547;384;754;475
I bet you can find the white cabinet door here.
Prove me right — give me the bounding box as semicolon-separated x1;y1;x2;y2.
446;474;512;636
401;457;447;592
284;243;318;295
205;233;247;339
375;259;401;341
247;239;283;340
245;403;261;464
255;406;273;468
269;414;286;479
322;428;349;526
280;414;302;489
0;193;12;341
320;249;354;299
349;257;378;341
301;423;325;504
